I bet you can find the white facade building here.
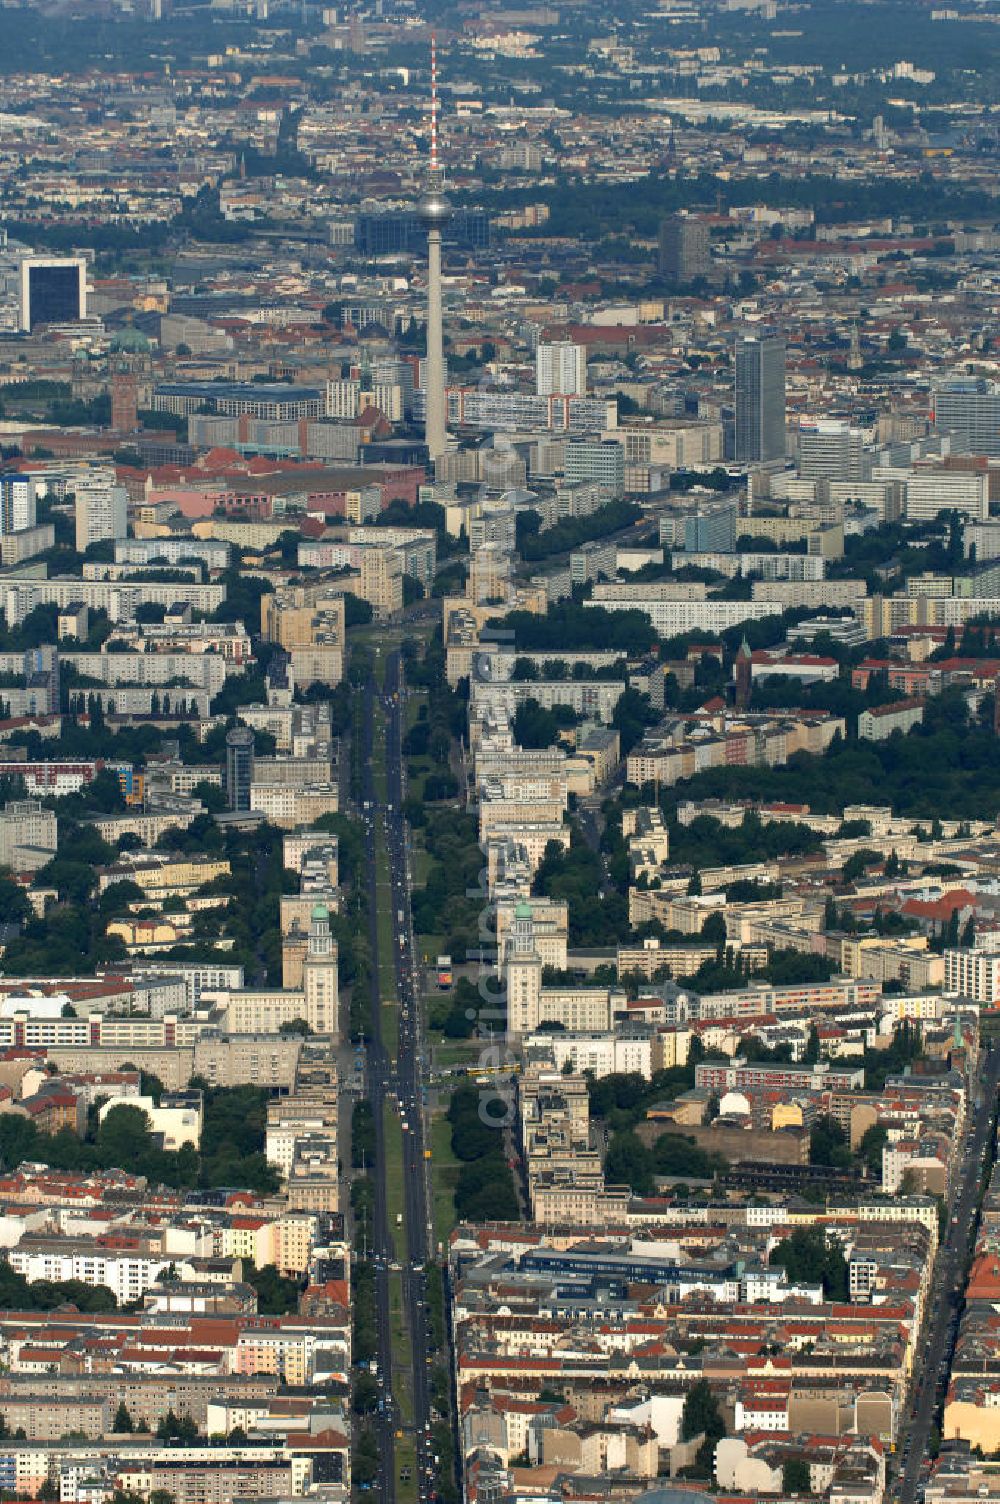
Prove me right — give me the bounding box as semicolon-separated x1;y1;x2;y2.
536;342;587;397
944;944;1000;1003
75;479;128;551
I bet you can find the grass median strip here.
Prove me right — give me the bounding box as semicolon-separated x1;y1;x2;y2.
430;1108;460;1248
383;1098;407;1260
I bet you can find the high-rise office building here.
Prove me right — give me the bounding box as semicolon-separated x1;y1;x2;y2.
353;207;490;256
797;420;869;482
683;500;738;553
563;438;625;498
932;378;1000;456
0;474;36;536
225;726;255;811
0;234;87;335
735;332;786;464
904;469;989;523
657;213;711;285
536;342;586;397
418;38;451;465
18;257;87;332
302;902;339;1039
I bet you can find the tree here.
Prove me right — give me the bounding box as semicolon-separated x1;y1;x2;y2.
701;911;727;947
810;1114;851;1170
783;1458;811;1494
113;1402;134;1433
454;1157;519;1220
352;1374;379;1415
842;849;880;883
653;1133;725;1180
612;687;658;755
193;780;227;813
243;1261;301;1316
156;1410;198;1444
344;594;374;628
770;1225;848;1301
680;1379;725;1471
512;697;575;750
97;1103;152;1164
687;871;703;896
681;1379;722;1442
604;1131;654;1196
858;1122;889;1175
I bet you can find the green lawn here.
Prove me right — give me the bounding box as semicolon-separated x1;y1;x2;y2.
395;1432;418;1504
372;697;389;806
411;840;433;888
373;819;399;1060
414;931;446;968
405;691;427;733
430;1108;461;1248
383;1100;407;1260
389;1269;414;1422
431;1038;481;1070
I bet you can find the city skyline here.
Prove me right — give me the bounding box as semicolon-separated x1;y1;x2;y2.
0;1;996;1502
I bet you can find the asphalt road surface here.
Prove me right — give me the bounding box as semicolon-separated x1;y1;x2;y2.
895;1044;1000;1504
382;650;438;1504
358;653;437;1504
360;676;396;1504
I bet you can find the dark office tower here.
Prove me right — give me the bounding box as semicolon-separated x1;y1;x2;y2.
657;213;710;285
20;257;86;331
225;726;255;811
735;332;786;464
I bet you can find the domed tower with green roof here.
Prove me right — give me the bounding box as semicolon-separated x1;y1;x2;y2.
109;330;150;437
109;327;151;356
108;319;152;435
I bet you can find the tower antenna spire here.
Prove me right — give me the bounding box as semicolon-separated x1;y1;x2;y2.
430;33;439;175
418;33;452;466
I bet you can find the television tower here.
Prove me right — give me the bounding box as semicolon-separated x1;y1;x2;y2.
417;36;451;465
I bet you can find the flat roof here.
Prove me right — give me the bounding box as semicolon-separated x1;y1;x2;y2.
155;382;323;401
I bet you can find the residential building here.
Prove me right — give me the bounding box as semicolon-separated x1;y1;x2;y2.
536;342;587;397
0;474;36;535
74;478;128;551
657;213;711;284
858;698;925;740
0;800;57;871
